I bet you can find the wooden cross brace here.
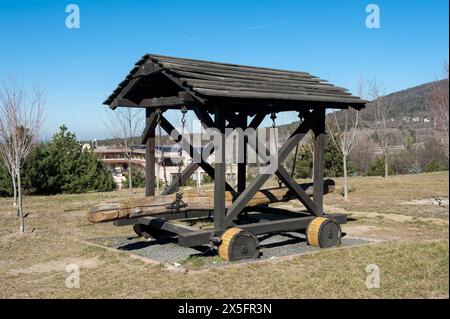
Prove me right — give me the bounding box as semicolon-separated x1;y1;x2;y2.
224;109;324;226
156;113;237;195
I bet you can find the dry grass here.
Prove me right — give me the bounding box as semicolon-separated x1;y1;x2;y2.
325;172;449;219
0;172;448;298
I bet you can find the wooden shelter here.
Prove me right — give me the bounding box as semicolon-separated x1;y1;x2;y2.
101;54;367;261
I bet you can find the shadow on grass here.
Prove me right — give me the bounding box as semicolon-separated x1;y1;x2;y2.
117;237;176;251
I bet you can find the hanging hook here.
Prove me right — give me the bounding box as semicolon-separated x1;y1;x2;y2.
270;112;277;128
180;105;187;129
156;108;162;125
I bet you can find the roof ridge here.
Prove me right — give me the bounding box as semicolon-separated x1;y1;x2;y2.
145;53;316;77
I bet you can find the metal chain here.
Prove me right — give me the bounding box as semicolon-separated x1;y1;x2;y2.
270;112;277;128
177;106;187;193
156;109;168;190
270;112;283;188
167;105;189;214
291;112;303;177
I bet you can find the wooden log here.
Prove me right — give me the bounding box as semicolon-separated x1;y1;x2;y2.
87;180;335;223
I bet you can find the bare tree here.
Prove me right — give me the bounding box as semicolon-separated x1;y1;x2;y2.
350;134;377;173
327;79;364;199
367;79;395;178
0;79;44;234
426;61;449;157
327;107;360;200
104;108;143;192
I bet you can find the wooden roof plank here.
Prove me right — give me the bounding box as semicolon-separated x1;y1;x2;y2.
149;54;314;77
161;63;325;83
185;81;354;97
180;78;350;94
174;70;335;88
194;87;364;104
104;54;367;108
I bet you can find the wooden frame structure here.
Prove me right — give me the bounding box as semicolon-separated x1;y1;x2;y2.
104;54;366;256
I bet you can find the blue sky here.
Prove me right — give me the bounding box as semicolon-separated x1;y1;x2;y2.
0;0;448;140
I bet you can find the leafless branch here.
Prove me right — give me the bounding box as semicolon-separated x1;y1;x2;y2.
103;107;144;192
426;61;449;156
0;78;44;234
367;78;395;178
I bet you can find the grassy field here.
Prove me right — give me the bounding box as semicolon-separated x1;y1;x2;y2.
0;172;448;298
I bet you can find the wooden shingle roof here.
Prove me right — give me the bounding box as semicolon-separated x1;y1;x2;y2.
104;54;367;110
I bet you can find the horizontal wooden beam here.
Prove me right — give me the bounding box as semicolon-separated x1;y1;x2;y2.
114;92;196;109
113;210;213;226
139;92;195;108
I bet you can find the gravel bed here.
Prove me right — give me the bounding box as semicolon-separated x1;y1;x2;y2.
89;232;370;269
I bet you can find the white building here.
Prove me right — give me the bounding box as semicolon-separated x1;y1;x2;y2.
94;145;238;188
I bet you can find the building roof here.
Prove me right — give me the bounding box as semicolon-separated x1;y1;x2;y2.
104;54;367;110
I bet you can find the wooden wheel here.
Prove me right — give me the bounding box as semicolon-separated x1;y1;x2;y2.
218;228;260;261
306;217;341;248
133;224;174;240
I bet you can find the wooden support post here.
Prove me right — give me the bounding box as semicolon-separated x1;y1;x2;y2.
214;105;226;231
313;108;326;216
145;108;156;197
237;113;247;193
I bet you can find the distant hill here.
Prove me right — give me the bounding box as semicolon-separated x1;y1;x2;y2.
272;78;449;142
360;78;449;124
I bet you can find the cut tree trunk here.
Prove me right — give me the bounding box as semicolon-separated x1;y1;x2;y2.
88;179;335;223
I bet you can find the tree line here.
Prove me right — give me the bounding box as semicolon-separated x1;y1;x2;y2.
290;130;447;179
0;125;115;197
